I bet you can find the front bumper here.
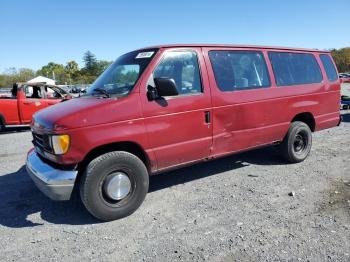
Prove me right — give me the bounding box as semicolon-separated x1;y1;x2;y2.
26;149;78;200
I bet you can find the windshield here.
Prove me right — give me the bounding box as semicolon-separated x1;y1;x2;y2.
87;49;158;97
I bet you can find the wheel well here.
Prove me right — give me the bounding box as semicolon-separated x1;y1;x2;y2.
78;141;150;173
291;112;315;132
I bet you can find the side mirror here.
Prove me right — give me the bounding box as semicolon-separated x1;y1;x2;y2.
147;77;179;101
154;77;178;97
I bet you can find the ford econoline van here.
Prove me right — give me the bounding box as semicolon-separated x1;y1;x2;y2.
26;44;341;221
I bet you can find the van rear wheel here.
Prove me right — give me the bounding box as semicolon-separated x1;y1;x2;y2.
80;151;149;221
279;121;312;163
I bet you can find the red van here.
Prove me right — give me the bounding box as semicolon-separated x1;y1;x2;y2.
26;44;341;221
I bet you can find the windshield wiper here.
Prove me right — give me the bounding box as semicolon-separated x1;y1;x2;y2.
92;88;111;98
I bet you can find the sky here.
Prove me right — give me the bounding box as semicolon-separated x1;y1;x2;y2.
0;0;348;72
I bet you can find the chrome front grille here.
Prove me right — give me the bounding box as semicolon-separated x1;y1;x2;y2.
32;132;52;152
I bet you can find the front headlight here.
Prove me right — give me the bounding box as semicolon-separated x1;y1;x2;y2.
51;135;70;154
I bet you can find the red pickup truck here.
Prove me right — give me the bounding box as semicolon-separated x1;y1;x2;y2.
0;82;71;130
26;44;341;221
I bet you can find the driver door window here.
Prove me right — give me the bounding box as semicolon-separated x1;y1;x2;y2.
153;51;202;95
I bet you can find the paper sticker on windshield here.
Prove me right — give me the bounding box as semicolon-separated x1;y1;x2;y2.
135;51;154;59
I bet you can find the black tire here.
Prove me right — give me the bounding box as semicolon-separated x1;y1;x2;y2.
279;121;312;163
0;115;4;132
341;95;350;101
80;151;149;221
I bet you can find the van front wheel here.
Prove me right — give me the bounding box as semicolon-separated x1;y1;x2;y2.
279;121;312;163
80;151;149;221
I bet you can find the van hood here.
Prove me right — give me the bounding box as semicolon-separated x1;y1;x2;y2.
32;96;141;131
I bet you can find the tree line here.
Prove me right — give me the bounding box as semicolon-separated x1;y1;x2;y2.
0;51;112;88
1;47;350;88
330;47;350;73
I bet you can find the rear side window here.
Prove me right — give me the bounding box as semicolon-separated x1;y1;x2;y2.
268;52;322;86
24;86;43;98
320;54;338;82
208;51;270;92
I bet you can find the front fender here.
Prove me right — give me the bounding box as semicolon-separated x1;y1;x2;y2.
53;118;151;166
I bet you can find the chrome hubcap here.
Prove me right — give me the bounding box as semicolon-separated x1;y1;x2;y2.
103;172;131;200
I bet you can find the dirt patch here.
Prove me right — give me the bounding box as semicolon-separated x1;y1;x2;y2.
320;179;350;219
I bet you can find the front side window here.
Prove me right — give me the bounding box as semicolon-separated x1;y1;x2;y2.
208;51;270;92
153;51;202;95
87;49;158;97
268;52;323;86
45;86;62;99
320;54;338;82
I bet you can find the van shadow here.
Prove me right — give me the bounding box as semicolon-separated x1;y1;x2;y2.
0;146;282;228
149;146;282;192
0;166;99;228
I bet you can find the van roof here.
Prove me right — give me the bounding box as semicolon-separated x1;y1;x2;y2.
140;44;329;53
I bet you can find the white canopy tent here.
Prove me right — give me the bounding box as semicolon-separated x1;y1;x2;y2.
27;76;55;85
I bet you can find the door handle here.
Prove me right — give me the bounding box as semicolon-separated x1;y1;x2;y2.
205;111;210;124
23;101;34;105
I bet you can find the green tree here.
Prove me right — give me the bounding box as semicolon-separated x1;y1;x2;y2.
83;51;98;74
65;60;79;84
2;68;17;86
0;74;7;87
96;60;112;76
65;60;79;73
79;51;112;84
17;68;36;82
0;68;35;87
331;47;350;73
37;62;68;84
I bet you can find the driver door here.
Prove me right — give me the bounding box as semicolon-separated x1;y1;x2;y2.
140;48;213;171
43;86;64;106
19;86;48;123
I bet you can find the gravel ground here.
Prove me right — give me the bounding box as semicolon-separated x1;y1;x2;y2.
0;110;349;261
